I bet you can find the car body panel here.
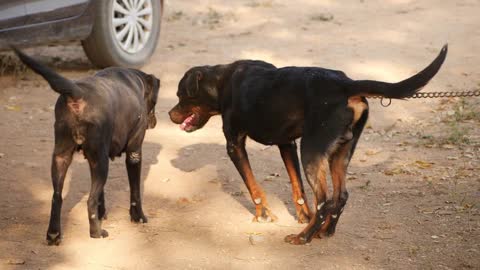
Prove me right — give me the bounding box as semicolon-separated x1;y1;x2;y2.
0;0;94;49
24;0;90;25
0;1;28;29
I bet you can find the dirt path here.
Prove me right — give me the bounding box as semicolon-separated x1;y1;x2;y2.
0;0;479;269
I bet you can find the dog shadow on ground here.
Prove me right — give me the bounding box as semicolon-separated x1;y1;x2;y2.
170;142;300;220
1;140;162;270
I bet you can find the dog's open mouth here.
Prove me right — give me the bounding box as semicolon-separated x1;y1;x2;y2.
180;113;198;132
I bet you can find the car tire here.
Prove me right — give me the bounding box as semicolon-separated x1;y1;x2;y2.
82;0;162;68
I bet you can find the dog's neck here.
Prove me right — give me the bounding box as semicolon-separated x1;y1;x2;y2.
210;62;247;113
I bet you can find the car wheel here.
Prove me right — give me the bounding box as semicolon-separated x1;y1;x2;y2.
82;0;162;68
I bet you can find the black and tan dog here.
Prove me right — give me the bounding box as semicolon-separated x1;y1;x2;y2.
169;45;447;244
13;48;160;245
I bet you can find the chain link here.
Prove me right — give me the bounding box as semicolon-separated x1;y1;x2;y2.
370;89;480;107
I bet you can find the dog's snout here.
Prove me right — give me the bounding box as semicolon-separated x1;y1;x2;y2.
168;107;184;124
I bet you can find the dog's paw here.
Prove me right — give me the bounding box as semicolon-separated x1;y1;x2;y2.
252;213;277;223
314;230;332;239
90;229;109;239
284;234;308;245
130;207;148;223
324;230;336;237
46;232;62;246
313;214;338;238
296;210;310;224
324;222;338;237
131;215;148;223
252;207;277;223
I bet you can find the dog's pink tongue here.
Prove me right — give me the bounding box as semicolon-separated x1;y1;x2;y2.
180;114;195;131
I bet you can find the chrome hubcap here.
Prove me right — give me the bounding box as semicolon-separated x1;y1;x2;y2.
112;0;153;54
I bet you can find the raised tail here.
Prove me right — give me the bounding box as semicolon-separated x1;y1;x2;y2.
345;44;448;99
11;47;82;97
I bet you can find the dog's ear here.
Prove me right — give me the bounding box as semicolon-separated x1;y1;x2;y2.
145;74;160;101
145;74;160;129
186;71;203;97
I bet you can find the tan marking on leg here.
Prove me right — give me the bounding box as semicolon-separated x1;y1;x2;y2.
239;161;264;204
238;161;275;221
128;152;141;163
307;157;329;236
318;215;332;236
315;157;329;202
348;96;368;124
304;156;329;212
281;148;311;221
330;142;352;203
54;156;67;165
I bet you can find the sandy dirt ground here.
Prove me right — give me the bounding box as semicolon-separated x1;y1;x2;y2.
1;0;479;269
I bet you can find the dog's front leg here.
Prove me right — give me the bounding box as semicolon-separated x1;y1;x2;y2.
225;134;277;222
126;150;148;223
46;145;75;245
98;190;107;220
86;154;109;239
279;142;311;223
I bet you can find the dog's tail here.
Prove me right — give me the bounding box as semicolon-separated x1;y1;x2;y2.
12;47;83;97
345;44;447;99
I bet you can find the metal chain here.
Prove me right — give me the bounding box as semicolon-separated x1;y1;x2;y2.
369;89;480;107
412;89;480;98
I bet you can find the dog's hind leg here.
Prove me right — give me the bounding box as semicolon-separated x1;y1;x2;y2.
225;133;277;222
285;102;355;245
46;140;76;245
324;98;368;237
126;150;148;223
284;148;330;245
85;150;109;239
279;142;311;223
323;141;352;237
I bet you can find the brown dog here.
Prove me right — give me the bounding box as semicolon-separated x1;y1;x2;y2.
14;48;160;245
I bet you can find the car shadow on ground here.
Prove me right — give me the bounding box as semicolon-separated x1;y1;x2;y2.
0;44;94;76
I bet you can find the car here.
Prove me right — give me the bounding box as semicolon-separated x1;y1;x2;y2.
0;0;163;68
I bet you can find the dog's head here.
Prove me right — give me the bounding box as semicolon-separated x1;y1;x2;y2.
168;66;221;132
144;74;160;129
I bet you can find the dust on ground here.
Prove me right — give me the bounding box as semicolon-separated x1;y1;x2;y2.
0;0;479;269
